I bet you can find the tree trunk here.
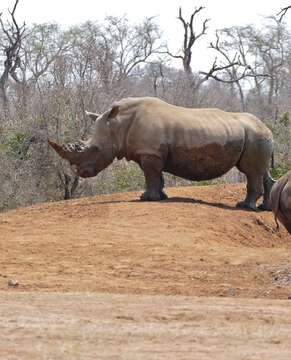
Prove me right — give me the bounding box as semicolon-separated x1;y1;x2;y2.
237;81;247;112
0;69;10;116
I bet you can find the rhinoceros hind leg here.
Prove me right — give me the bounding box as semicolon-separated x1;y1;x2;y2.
236;175;263;211
140;155;168;201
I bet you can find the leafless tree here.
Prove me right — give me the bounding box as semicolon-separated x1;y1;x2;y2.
0;0;25;114
165;6;251;94
10;23;71;113
105;15;164;79
247;18;288;121
204;29;255;112
166;6;209;74
144;61;165;97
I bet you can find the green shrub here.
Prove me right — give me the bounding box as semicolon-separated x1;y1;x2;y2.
270;165;289;180
6;133;26;157
111;163;145;191
279;111;290;127
266;114;290;172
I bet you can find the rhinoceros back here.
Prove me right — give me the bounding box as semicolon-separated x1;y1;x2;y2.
162;110;246;181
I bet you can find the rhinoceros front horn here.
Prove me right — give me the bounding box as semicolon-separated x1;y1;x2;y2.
48;138;88;164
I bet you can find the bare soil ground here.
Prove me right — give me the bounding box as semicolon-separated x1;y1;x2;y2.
0;183;291;359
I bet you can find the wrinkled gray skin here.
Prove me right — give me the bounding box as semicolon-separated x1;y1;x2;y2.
270;171;291;234
48;97;275;210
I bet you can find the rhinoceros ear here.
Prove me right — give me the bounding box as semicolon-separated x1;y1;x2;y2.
48;138;90;164
107;105;119;121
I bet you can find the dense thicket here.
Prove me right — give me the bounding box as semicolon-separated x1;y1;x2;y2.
0;8;290;211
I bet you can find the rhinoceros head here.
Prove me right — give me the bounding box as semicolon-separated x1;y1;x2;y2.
48;139;103;177
48;107;119;178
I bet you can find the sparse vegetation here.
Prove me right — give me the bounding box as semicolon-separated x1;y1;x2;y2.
0;2;290;211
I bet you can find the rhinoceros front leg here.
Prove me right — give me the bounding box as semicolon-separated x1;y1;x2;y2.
139;154;168;201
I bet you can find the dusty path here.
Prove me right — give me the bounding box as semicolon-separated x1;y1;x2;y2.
0;183;291;358
1;292;291;360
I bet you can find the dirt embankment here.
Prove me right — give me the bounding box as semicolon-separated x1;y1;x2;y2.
0;184;291;299
1;183;291;360
0;183;290;298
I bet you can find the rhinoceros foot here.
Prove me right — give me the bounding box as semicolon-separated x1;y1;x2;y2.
236;200;257;211
159;191;168;200
140;190;168;201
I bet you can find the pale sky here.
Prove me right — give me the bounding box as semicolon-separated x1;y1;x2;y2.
1;0;290;70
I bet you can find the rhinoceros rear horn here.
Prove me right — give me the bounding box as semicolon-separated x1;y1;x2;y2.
48;138;88;164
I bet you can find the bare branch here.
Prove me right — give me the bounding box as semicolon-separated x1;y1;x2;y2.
199;58;243;84
11;0;20;15
199;54;270;85
10;0;21;30
199;29;270;86
157;47;184;60
278;5;291;22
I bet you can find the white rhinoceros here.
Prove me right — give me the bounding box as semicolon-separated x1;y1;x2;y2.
48;97;275;210
270;171;291;233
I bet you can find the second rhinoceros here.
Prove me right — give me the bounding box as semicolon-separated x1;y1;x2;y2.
48;97;274;210
270;171;291;233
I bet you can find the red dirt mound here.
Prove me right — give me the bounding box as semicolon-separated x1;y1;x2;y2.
1;183;290;299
